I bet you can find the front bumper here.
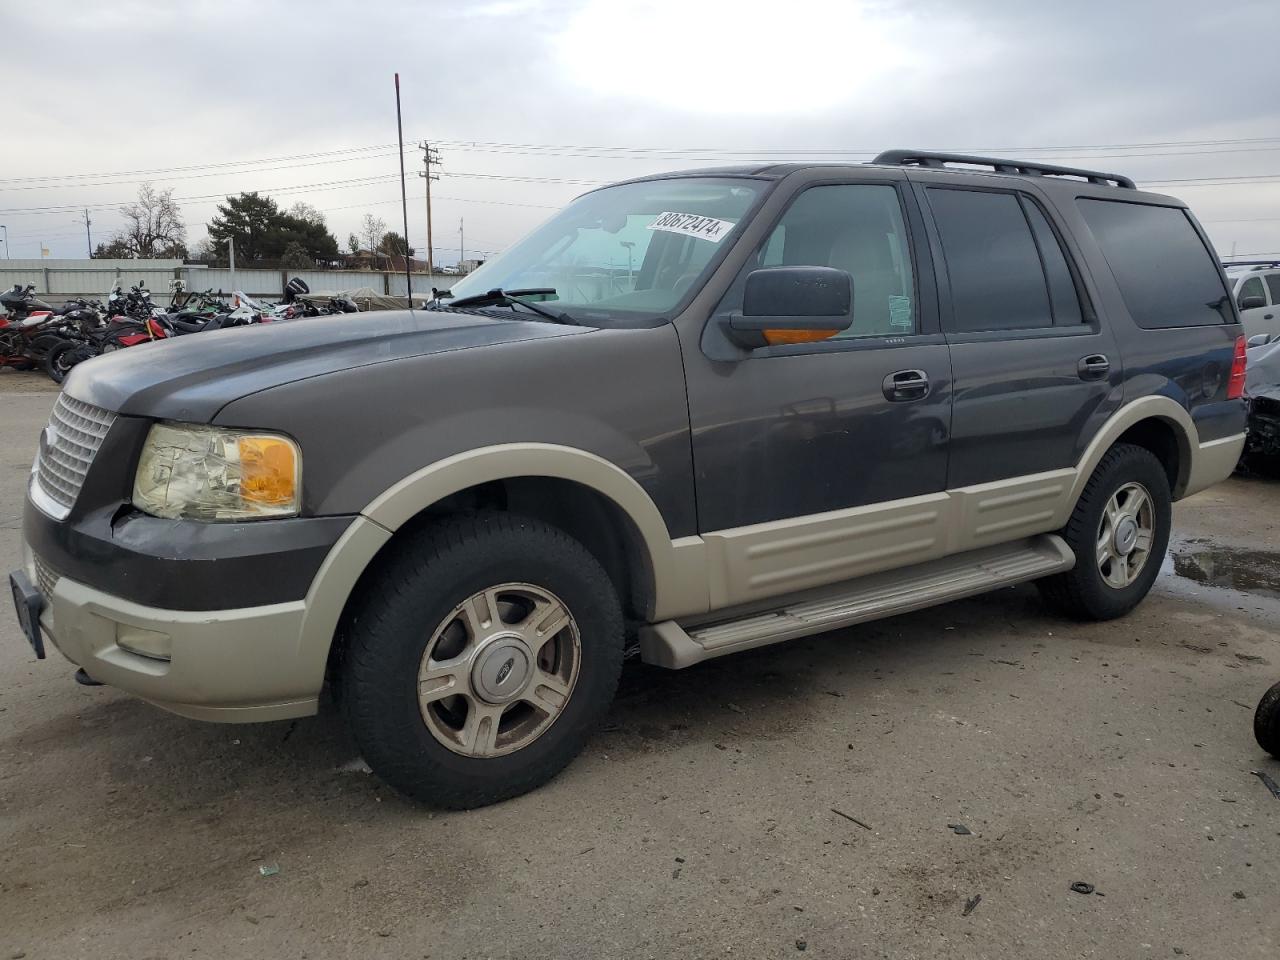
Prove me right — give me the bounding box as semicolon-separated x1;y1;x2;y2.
1246;395;1280;458
19;538;318;722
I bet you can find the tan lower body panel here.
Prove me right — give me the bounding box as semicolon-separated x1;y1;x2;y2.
639;534;1074;669
700;470;1078;610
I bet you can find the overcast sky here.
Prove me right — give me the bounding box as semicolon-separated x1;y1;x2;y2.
3;0;1278;264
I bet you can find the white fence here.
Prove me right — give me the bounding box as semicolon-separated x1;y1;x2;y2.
0;259;459;306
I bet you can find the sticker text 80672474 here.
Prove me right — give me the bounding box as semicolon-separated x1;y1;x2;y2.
646;212;736;243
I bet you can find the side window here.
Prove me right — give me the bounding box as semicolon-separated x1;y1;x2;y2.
927;188;1054;333
734;184;916;338
1239;276;1265;308
1023;201;1085;325
1266;273;1280;305
1076;199;1230;328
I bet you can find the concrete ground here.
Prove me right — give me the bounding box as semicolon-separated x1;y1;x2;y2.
0;368;1277;960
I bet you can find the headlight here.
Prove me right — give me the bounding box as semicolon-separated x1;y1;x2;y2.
133;423;300;520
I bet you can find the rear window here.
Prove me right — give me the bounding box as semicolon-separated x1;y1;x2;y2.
1077;199;1230;328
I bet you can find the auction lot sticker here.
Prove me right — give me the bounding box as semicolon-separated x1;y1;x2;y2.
647;212;736;243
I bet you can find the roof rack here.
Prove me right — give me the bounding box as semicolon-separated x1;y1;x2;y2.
872;149;1136;190
1222;260;1280;271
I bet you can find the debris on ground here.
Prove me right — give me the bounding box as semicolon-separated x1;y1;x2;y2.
948;823;972;835
1232;891;1247;900
830;808;872;830
962;894;982;916
795;939;808;951
1069;882;1095;895
259;863;281;877
1252;770;1280;800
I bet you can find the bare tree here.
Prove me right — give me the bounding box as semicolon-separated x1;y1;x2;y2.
361;214;386;267
347;233;360;256
114;182;187;258
288;202;326;227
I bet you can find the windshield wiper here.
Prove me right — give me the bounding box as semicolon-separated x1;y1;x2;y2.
440;287;576;324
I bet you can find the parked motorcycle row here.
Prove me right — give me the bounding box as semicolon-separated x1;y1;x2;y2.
0;278;360;383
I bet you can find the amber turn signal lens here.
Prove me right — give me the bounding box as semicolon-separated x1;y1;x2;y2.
238;436;298;506
762;328;841;346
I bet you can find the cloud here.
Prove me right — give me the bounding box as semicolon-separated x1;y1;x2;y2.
1;0;1277;260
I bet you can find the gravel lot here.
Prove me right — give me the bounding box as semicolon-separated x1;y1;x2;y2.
1;369;1277;960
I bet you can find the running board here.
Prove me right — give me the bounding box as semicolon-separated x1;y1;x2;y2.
639;534;1074;668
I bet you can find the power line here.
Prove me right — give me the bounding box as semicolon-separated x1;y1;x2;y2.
8;133;1280;187
0;151;404;192
0;144;400;185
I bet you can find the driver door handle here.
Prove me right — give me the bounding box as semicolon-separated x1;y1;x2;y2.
882;369;930;402
1078;354;1110;380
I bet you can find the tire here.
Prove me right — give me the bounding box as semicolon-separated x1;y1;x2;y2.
1255;681;1280;759
341;512;624;809
43;341;89;383
1038;443;1172;621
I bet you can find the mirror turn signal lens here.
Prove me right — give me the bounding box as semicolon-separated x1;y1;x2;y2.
762;328;841;346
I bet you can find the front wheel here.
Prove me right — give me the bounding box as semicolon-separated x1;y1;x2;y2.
1038;443;1172;620
341;513;624;809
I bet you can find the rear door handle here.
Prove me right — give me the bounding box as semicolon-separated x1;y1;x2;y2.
1077;354;1110;380
882;369;930;402
1265;313;1274;320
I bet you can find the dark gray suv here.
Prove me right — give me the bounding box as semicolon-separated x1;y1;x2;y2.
11;150;1248;808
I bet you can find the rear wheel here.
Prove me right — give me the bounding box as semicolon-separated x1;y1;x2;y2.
43;341;92;383
341;513;624;808
1038;443;1172;620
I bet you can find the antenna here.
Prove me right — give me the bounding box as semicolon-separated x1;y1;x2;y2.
394;73;413;309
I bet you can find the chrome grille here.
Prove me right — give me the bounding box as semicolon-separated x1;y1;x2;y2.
32;554;60;600
33;394;115;516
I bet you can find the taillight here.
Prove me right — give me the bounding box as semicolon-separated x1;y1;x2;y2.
1227;335;1247;400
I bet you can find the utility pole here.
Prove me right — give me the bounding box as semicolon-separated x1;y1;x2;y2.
459;217;465;271
0;225;7;259
229;236;236;292
418;141;441;277
83;209;93;258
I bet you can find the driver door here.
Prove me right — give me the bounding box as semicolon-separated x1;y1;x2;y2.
682;177;952;608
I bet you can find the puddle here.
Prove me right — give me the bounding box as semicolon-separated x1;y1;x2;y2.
1167;545;1280;600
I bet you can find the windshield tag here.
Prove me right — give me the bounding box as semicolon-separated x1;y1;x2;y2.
647;211;736;243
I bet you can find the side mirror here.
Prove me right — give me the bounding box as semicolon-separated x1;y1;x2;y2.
728;266;853;348
1247;333;1274;349
1240;295;1266;311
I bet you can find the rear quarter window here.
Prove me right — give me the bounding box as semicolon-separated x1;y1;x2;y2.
1076;198;1231;328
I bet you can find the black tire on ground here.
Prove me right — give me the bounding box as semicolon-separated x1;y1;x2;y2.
1038;443;1172;621
341;512;624;809
1255;681;1280;759
43;341;90;384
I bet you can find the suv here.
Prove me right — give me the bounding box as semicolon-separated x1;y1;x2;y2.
1224;260;1280;340
11;150;1247;809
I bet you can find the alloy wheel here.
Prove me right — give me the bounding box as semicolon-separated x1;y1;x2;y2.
417;583;581;758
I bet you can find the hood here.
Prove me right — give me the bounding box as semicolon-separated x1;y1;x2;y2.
64;308;587;422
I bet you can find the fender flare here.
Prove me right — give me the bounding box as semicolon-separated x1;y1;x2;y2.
292;444;708;695
1066;395;1198;509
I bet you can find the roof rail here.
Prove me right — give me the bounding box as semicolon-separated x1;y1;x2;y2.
1223;260;1280;270
871;149;1137;190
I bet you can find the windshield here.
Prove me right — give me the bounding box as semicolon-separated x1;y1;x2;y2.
446;177;764;322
